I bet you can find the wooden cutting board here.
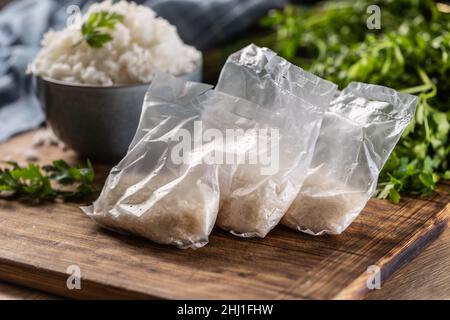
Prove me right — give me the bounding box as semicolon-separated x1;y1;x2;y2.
0;129;448;299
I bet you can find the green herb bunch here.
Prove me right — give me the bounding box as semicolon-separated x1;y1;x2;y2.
79;11;124;48
262;0;450;202
0;160;96;202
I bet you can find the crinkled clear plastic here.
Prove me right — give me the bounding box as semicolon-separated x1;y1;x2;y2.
82;73;267;248
282;82;418;235
128;77;212;151
214;44;338;237
82;44;418;247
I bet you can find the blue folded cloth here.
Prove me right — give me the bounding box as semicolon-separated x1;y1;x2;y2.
0;0;283;142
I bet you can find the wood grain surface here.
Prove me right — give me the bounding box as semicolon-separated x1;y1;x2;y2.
0;129;448;300
0;281;57;300
2;226;449;300
366;223;450;300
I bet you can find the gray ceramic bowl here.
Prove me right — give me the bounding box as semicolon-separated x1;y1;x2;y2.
35;66;201;162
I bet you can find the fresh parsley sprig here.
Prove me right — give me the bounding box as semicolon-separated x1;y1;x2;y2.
0;160;97;202
77;11;124;49
261;0;450;203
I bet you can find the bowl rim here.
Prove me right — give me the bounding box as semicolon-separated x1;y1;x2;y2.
37;75;151;89
35;63;202;90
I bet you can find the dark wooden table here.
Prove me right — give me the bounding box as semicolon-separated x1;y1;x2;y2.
1;222;449;300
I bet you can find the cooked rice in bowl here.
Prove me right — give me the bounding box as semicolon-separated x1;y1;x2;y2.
28;0;201;86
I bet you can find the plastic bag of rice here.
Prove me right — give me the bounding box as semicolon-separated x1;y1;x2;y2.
82;73;269;248
214;44;338;238
28;0;201;86
282;82;418;235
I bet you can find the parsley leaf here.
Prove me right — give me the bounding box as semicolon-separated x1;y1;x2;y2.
0;160;97;202
79;11;124;49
